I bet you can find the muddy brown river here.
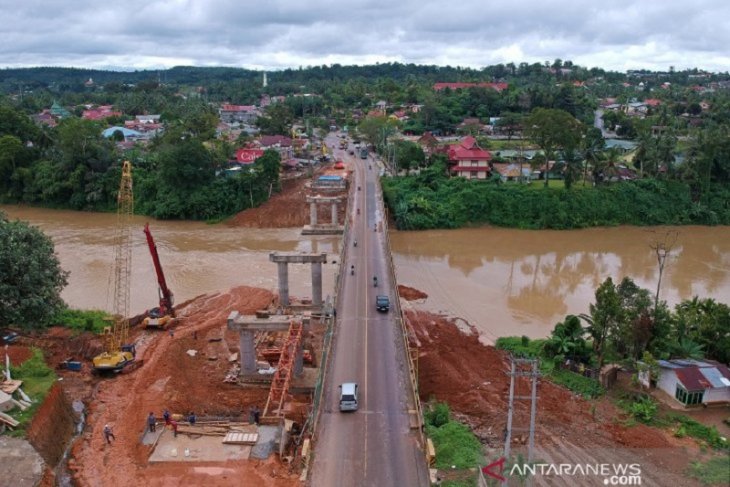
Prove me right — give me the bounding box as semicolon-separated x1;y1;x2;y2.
4;205;729;342
390;226;730;342
1;205;340;317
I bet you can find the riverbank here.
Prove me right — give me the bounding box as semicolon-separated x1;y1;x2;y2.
382;175;730;230
400;288;721;486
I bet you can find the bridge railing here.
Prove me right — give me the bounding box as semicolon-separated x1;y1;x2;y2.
379;186;426;451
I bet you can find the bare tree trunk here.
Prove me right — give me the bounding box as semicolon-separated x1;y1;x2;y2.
649;230;679;318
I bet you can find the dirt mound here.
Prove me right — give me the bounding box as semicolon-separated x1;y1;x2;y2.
398;285;428;301
406;309;680;450
69;285;301;487
4;344;33;365
226;168;349;229
26;383;76;466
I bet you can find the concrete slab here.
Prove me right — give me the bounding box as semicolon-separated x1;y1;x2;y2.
301;225;344;235
250;425;279;459
148;429;251;463
0;436;44;487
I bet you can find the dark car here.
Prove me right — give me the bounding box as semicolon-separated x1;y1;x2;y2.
1;330;19;345
376;295;390;312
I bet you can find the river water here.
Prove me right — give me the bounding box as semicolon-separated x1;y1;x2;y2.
390;226;730;342
4;205;729;342
1;205;340;316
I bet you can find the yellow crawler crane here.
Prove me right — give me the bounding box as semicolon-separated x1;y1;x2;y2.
93;161;136;372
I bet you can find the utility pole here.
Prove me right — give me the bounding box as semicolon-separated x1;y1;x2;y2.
503;357;540;486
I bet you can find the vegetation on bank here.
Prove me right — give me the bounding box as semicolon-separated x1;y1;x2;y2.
424;402;484;487
382;162;730;230
51;309;112;334
688;457;730;486
6;348;56;437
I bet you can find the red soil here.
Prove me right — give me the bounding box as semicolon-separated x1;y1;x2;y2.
405;307;702;484
68;286;301;487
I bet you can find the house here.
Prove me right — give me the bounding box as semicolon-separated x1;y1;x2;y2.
492;163;531;183
102;126;143;141
82;105;121;121
49;101;71;119
257;135;293;162
446;136;492;180
644;359;730;406
417;131;439;155
219;104;259;124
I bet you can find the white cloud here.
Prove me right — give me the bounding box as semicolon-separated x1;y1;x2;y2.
0;0;728;71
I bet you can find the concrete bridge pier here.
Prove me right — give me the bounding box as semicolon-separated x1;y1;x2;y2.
302;195;345;235
270;252;328;308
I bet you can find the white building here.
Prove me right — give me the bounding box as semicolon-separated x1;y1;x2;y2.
645;359;730;406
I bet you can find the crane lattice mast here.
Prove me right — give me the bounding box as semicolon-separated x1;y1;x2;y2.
108;160;134;353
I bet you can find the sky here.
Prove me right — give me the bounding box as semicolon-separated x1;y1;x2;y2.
2;0;729;73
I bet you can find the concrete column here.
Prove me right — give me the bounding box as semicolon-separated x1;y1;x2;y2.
331;203;337;225
278;262;290;306
311;261;323;306
310;202;318;225
240;330;256;375
294;346;304;376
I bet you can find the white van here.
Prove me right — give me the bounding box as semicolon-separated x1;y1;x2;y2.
339;382;359;412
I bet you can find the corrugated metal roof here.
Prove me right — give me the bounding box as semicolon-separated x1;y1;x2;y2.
675;367;712;391
700;367;728;388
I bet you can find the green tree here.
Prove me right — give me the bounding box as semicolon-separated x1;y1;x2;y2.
256;104;294;135
394;140;425;173
523;108;583;187
0;212;69;329
581;277;621;368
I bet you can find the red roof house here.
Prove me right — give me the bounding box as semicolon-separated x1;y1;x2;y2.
447;136;492;180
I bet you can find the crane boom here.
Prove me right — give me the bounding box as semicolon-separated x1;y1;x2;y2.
93;160;136;372
143;223;174;318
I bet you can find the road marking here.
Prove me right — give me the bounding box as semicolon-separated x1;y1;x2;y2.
363;162;369;478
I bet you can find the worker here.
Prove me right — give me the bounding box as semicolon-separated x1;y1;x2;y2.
171;419;178;438
163;409;171;426
103;424;115;445
147;412;156;433
253;406;260;425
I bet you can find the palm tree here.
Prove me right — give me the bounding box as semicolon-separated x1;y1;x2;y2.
672;338;705;359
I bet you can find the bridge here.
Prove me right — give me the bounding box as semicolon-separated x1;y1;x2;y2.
308;135;430;486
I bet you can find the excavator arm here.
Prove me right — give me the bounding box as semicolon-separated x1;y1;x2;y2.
143;223;174;327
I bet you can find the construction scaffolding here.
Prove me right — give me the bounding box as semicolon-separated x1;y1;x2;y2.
263;320;303;417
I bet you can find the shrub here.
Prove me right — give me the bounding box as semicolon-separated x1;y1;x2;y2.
427;421;483;469
688;457;730;485
426;402;450;428
53;308;111;333
549;368;604;399
627;396;658;424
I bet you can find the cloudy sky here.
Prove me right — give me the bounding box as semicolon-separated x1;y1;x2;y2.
2;0;729;73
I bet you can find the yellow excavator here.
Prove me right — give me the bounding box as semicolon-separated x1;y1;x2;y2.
92;161;137;372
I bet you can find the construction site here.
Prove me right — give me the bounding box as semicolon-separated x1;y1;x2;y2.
2;158;727;486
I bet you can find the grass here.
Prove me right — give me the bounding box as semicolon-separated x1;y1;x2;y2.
425;402;483;470
52;308;112;334
665;413;730;451
549;368;605;399
687;457;730;486
6;348;57;437
495;336;604;399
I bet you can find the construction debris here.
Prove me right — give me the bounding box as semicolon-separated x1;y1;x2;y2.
223;432;259;445
186;350;197;357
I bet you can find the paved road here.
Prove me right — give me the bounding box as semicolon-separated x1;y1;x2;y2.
310;135;429;486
